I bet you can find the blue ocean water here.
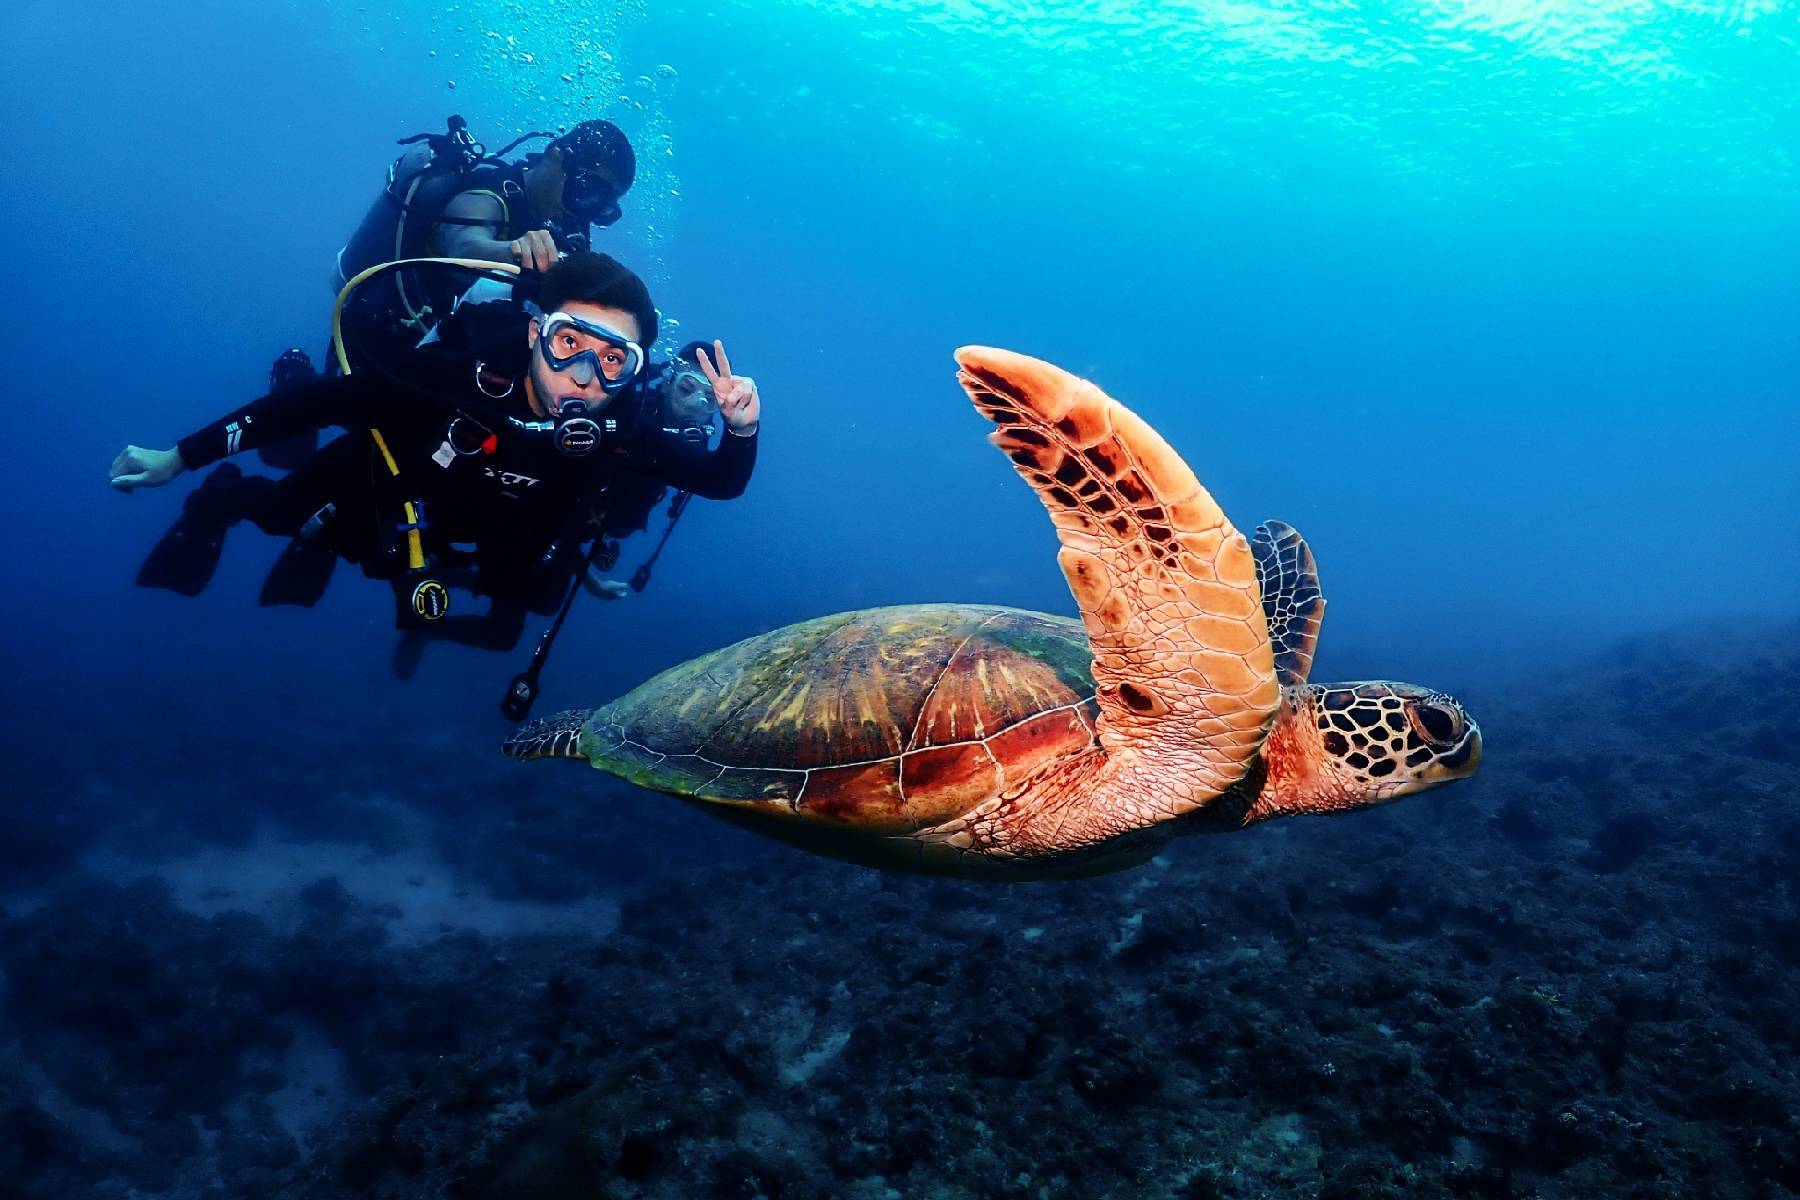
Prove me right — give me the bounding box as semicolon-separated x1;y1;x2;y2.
1;2;1796;1196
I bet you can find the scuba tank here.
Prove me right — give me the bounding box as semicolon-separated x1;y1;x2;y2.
333;116;553;348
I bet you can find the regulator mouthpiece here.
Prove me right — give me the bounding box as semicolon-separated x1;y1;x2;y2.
553;399;601;456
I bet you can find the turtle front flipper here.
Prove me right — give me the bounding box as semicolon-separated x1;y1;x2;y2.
1252;520;1326;687
503;709;591;761
955;347;1280;820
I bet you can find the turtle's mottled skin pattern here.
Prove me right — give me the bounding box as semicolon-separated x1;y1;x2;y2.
1252;522;1325;686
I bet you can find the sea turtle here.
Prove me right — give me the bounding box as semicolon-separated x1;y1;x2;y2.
505;348;1482;879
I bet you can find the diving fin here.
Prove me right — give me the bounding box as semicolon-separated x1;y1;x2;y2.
391;629;430;681
136;463;243;596
259;537;336;608
260;504;338;608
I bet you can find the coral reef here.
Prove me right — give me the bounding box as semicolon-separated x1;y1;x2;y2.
1;622;1796;1198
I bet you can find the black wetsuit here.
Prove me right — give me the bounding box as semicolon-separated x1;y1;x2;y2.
166;301;755;650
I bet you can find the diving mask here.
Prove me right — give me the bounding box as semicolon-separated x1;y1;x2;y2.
536;311;644;394
662;367;717;445
562;171;622;227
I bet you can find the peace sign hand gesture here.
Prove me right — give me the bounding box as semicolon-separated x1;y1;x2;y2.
696;340;760;436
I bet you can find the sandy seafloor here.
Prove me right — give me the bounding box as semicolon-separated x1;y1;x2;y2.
2;620;1796;1200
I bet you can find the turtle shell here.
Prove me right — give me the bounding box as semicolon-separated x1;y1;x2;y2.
583;603;1100;840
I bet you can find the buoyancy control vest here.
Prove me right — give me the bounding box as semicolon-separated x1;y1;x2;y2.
333;117;545;347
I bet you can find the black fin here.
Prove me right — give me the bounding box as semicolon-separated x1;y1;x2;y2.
135;463;243;596
391;630;429;681
503;710;591;761
259;536;336;608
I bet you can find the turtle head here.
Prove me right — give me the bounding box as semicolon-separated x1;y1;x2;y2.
1237;682;1481;826
1307;681;1482;802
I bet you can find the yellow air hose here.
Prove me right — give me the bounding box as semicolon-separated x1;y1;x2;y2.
328;257;520;577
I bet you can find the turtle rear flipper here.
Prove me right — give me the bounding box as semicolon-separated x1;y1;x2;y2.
504;710;591;761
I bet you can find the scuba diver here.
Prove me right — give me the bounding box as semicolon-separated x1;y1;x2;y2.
334;116;638;356
658;342;730;446
261;115;638;470
110;252;759;676
584;341;725;601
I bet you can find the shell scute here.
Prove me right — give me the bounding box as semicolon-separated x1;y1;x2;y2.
590;604;1101;833
914;610;1091;748
799;760;909;830
899;742;1003;827
980;705;1097;789
695;766;807;806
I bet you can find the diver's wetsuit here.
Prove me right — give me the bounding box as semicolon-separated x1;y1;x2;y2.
261;180;537;469
156;300;755;651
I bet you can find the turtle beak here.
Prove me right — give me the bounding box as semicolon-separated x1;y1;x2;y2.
1424;722;1482;783
1446;725;1482;774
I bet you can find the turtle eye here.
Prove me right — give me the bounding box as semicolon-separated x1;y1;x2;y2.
1407;701;1461;747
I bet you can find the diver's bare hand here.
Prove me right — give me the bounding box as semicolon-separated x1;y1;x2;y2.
110;445;185;492
510;229;560;272
696;341;760;436
583;568;631;600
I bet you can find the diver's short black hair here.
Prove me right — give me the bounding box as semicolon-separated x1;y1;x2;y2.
538;252;657;348
553;119;635;192
676;340;712;366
